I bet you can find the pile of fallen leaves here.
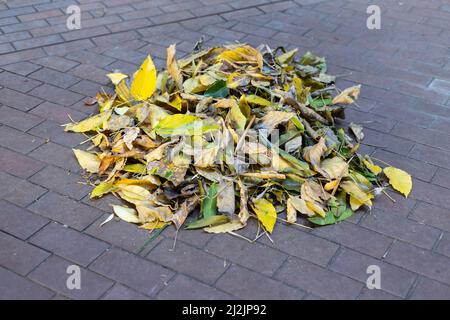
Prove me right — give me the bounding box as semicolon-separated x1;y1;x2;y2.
65;43;412;236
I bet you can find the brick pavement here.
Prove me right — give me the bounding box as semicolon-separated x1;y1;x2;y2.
1;0;450;300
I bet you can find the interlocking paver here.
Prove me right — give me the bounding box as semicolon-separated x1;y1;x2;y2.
0;231;50;276
157;274;234;300
0;266;54;300
90;248;174;297
216;264;305;299
29;255;113;300
29;191;102;231
147;239;226;284
1;0;450;300
30;222;109;266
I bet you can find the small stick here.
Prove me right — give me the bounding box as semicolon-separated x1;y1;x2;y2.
276;217;312;230
235;115;256;155
228;231;254;243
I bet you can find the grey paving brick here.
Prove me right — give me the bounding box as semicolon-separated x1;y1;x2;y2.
28;142;80;171
0;87;43;111
102;283;149;300
43;39;96;56
330;248;416;297
216;264;305;299
1;61;41;76
0;146;45;178
29;191;102;231
372;189;417;217
409;179;450;210
410;277;450;299
28;120;86;148
0;231;50;275
29;165;90;200
69;79;104;97
90;248;174;297
312;221;393;258
275;257;363;299
430;118;450;136
30;222;109;266
32;56;79;72
29;83;83;106
205;234;287;276
65;50;115;68
258;223;339;266
410;144;450;171
0;171;47;207
386;241;450;286
163;227;214;249
0;266;54;299
0;125;45;153
371;149;438;182
436;232;450;258
18;9;63;22
68;64;109;85
29;255;113;300
357;288;401;300
14;34;64;51
0;70;41;93
410;202;450;233
29;67;80;89
0;106;43;131
157;274;234;300
361;209;441;249
147;239;226;284
29;101;86;124
0;199;48;240
0;48;47;66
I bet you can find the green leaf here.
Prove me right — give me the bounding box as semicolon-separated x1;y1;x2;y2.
123;163;146;174
154;114;219;137
308;211;336;226
185;215;229;229
202;183;218;218
204;80;229;98
336;208;354;222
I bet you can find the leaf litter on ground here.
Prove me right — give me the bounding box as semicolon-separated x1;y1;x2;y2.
64;42;413;239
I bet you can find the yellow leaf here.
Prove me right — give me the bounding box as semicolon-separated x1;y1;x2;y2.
306;201;326;217
289;196;315;217
140;221;170;230
112;205;140;223
230;102;247;130
64;110;111;133
166;44;183;89
106;72;128;85
340;180;373;208
324;179;339;191
72;149;100;173
245;94;272;107
131;55;157;101
203;220;244;233
90;181;116;198
251;198;277;233
363;158;382;175
383;166;412;198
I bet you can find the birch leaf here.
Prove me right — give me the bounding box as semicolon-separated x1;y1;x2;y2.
383;167;412;198
251;198;277;233
131;55;157;101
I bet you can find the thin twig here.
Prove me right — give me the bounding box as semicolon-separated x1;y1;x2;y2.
276;217;312;230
